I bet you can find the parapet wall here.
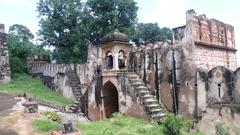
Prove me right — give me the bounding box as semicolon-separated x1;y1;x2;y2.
28;45;98;100
0;24;11;83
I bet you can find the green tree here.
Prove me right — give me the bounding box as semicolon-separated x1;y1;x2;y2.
9;24;34;41
85;0;138;44
132;23;172;46
37;0;138;63
37;0;173;63
37;0;88;64
7;24;50;73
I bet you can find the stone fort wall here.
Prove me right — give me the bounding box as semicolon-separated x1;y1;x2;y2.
27;9;240;129
0;24;11;83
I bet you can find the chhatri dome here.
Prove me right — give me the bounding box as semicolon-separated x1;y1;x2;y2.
101;29;129;44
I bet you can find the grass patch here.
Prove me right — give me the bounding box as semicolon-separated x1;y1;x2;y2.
76;113;164;135
0;73;73;106
32;119;59;132
76;113;205;135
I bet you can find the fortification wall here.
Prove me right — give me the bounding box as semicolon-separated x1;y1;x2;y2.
28;45;98;101
0;24;11;83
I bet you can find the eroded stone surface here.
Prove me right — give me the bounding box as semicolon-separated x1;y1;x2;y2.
0;24;11;84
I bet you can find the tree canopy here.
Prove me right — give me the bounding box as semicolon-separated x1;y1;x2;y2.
9;24;34;41
85;0;138;44
37;0;172;63
7;24;50;73
132;23;172;45
37;0;88;63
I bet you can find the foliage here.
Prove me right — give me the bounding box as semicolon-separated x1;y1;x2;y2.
10;57;26;73
215;123;230;135
37;0;139;63
0;73;73;106
7;24;50;74
132;23;172;46
32;119;59;132
37;0;172;63
37;0;88;64
42;111;61;123
85;0;138;44
161;113;192;135
9;24;34;41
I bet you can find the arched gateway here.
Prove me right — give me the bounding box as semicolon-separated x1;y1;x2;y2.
102;81;119;118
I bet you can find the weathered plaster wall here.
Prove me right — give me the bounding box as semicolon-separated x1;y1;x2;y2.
196;66;240;135
0;24;11;83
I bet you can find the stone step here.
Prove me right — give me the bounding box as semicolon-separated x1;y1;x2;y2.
68;106;77;110
70;80;80;84
136;86;148;91
72;88;81;92
142;94;154;100
132;82;144;88
145;104;160;109
151;113;166;119
129;79;143;84
75;101;80;104
127;75;138;79
138;90;149;95
149;108;163;113
72;104;79;107
71;84;80;89
68;75;79;78
74;92;82;96
143;99;158;105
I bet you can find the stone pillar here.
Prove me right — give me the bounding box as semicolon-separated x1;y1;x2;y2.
114;53;119;70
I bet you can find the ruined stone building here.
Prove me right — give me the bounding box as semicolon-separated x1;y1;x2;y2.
27;9;240;134
173;9;237;71
0;24;11;83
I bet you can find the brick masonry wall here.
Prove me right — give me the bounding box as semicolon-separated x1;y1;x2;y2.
191;12;237;71
194;45;237;70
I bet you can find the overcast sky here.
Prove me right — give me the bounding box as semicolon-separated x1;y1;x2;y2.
0;0;239;65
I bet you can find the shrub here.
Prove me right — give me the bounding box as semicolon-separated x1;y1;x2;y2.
161;113;191;135
10;57;26;73
215;123;230;135
42;111;61;123
32;119;59;132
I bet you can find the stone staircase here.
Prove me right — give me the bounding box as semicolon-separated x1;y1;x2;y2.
66;70;82;113
126;72;166;121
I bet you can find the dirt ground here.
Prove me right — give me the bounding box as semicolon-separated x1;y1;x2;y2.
0;92;44;135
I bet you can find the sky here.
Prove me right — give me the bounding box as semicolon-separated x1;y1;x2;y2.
0;0;239;65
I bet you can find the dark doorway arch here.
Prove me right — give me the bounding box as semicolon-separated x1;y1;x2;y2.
102;81;119;118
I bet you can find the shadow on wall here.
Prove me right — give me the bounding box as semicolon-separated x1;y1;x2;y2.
197;66;240;116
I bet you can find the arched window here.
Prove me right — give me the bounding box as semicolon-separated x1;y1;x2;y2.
118;50;125;69
106;51;113;69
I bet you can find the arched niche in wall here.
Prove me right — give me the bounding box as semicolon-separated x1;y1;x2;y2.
106;51;113;69
118;50;126;69
207;66;233;104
